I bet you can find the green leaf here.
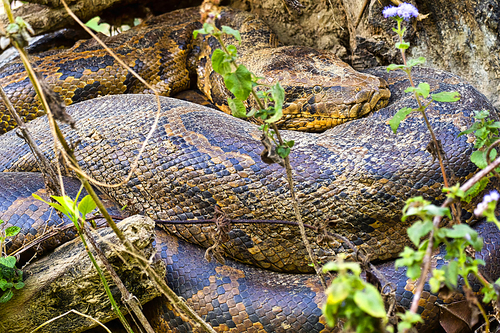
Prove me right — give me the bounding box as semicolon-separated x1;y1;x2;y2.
5;226;20;237
85;17;110;36
444;224;477;239
407;220;433;246
51;195;79;222
418;82;430;98
487;122;500;129
482;284;496;303
193;22;214;39
463;177;490;203
326;281;350;304
226;44;238;57
247;108;257;117
276;146;291;158
0;289;13;303
425;205;451;219
6;23;19;34
224;65;253;100
266;82;285;123
458;127;476;137
406;57;426;68
0;257;16;269
405;82;430;98
444;261;458;288
396;41;410;49
354;284;387;318
442;184;465;199
406;264;422;280
13;281;24;290
474;110;491;120
322;302;338;327
78;195;97;217
389;107;414;133
397;311;423;332
221;26;241;41
0;220;4;225
387;64;405;72
471;150;488;169
228;98;247;118
286;140;295;148
429;269;445;293
0;280;11;290
33;194;68;218
491;148;498;162
322;261;361;275
431;91;461;102
211;49;232;76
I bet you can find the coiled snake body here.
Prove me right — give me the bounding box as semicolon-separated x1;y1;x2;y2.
0;6;498;333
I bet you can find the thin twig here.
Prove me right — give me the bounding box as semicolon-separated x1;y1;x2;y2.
30;309;112;333
407;156;500;318
82;224;156;333
212;24;326;288
57;0;162;190
0;85;61;196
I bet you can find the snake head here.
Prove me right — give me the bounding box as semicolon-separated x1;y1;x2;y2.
244;46;391;132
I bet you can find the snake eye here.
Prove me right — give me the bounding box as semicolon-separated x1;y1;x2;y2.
313;85;322;94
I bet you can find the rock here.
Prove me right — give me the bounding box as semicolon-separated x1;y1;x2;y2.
0;215;164;333
229;0;500;109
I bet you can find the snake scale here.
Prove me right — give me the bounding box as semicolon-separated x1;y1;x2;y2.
0;5;499;333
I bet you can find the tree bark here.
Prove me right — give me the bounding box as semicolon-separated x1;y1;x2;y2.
0;215;165;333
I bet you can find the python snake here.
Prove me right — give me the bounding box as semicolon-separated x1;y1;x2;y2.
0;6;498;333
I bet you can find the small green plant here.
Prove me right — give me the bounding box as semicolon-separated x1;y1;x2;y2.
193;22;294;159
382;3;491;331
0;220;23;303
322;255;389;333
384;3;460;188
457;110;500;200
34;190;137;325
193;5;326;288
33;189;97;227
322;3;500;332
0;16;34;49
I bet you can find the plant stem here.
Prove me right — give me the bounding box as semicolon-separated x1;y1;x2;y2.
74;221;134;333
271;122;327;288
0;3;62;198
400;52;448;187
82;225;156;333
463;278;489;333
406;156;500;326
214;30;326;288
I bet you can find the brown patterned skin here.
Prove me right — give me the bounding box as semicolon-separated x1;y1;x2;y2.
0;6;497;332
0;173;127;261
0;7;390;134
2;175;500;333
194;8;390;131
0;67;495;274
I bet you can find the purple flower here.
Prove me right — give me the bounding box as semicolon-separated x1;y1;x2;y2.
383;3;419;20
474;190;500;216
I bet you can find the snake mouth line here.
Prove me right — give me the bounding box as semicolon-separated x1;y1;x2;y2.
281;94;390;132
279;114;358;131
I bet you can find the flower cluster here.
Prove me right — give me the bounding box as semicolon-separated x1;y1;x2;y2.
383;3;419;20
474;190;500;216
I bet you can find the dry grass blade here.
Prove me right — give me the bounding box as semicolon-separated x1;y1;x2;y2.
30;309;112;333
58;0;162;190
